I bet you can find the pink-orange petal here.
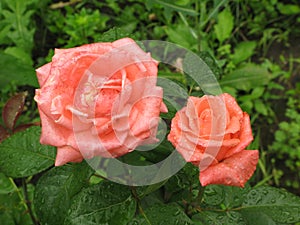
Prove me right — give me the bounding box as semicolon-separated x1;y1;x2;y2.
160;102;168;113
222;93;243;119
55;146;83;166
36;63;52;87
223;113;253;158
226;116;240;134
38;106;72;147
199;150;259;187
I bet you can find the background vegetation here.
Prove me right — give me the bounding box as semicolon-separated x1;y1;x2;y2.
0;0;300;224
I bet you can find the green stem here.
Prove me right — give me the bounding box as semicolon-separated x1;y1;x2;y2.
22;179;39;225
9;178;39;225
186;184;206;216
195;184;205;204
9;178;26;209
130;186;152;225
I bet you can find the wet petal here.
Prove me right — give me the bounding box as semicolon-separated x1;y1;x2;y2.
200;150;259;187
38;106;72;147
224;113;253;158
55;146;83;166
222;93;243;119
226;116;240;134
36;63;52;87
160;102;168;113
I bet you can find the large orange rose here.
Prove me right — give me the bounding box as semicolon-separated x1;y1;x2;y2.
168;93;259;187
34;38;167;166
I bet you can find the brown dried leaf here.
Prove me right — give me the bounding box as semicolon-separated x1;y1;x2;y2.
2;92;27;131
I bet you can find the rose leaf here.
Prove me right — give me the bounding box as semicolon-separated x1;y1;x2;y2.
0;126;56;178
34;162;93;225
64;181;136;225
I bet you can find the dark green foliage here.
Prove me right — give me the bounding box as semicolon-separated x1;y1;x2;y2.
0;126;56;178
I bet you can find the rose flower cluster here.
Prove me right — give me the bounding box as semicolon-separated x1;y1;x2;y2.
34;38;259;187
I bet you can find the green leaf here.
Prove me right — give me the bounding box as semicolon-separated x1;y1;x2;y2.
129;204;193;225
0;25;11;44
240;101;253;113
203;185;249;209
97;27;132;42
34;162;93;225
1;0;36;51
251;87;265;98
238;87;265;103
175;0;190;6
0;173;14;194
151;0;199;16
0;126;56;178
198;51;221;80
240;186;300;224
183;51;222;95
193;211;247;225
0;213;15;225
64;182;136;225
277;3;300;15
200;0;228;28
4;47;33;65
220;63;271;91
214;8;234;43
0;53;38;88
231;41;257;65
165;24;198;50
254;99;268;116
137;180;168;198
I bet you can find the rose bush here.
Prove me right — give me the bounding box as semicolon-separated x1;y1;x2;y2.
168;93;259;187
34;38;167;166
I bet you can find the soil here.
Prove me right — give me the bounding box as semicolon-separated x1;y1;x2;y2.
265;34;300;195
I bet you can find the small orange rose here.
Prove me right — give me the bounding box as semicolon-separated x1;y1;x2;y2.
168;93;259;187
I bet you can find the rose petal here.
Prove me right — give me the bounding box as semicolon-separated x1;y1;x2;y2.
222;93;243;119
130;97;162;136
55;146;83;166
185;98;199;132
200;150;259;187
36;63;52;87
199;108;212;137
190;96;209;115
160;102;168;113
226;116;240;134
75;128;134;159
55;42;112;56
223;113;253;158
112;37;135;48
38;106;71;146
